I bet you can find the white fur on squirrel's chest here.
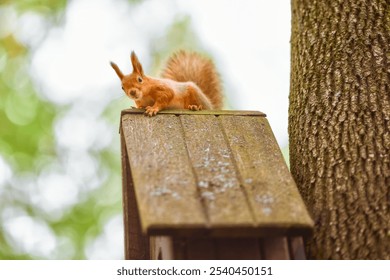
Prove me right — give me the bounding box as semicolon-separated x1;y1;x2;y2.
155;78;195;95
154;78;205;109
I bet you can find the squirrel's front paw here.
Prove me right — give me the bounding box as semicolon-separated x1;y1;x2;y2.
188;105;202;111
144;106;159;117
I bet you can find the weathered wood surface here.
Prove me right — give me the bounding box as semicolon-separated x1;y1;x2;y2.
121;109;313;237
150;236;173;260
180;115;253;228
121;130;149;259
220;116;313;234
288;237;306;260
150;236;306;260
261;237;290;260
215;238;261;259
186;238;217;260
122;114;207;235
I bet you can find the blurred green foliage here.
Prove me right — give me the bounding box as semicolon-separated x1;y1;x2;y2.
0;2;58;257
0;0;67;13
0;1;126;258
0;0;205;260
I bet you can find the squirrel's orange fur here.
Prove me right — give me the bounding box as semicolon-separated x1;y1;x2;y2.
110;50;223;116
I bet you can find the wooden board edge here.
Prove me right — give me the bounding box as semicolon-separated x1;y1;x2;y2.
121;108;266;117
260;237;290;260
120;127;150;259
288;236;307;260
146;223;313;238
150;236;174;260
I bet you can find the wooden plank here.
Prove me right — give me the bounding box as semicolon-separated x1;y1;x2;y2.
171;237;187;260
186;238;217;260
121;114;207;235
261;237;290;260
122;113;313;237
150;236;174;260
219;116;314;236
121;108;266;117
179;115;254;229
216;238;261;259
288;236;306;260
121;129;150;260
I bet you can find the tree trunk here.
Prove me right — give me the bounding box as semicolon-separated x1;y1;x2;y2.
289;0;390;259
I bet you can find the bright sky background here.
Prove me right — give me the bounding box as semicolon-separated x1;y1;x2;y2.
29;0;291;146
2;0;291;259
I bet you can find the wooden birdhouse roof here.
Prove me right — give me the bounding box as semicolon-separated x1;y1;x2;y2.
120;109;313;238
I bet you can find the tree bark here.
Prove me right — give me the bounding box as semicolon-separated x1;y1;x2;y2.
289;0;390;259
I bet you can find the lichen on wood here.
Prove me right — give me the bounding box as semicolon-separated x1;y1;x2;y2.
121;111;313;237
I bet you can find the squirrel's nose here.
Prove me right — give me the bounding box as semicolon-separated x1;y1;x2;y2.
130;90;136;97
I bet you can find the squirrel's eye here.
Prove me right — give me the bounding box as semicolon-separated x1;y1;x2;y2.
137;76;143;83
121;86;124;90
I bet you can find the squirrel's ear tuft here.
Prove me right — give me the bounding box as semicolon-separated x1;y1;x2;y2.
130;51;144;76
110;61;124;80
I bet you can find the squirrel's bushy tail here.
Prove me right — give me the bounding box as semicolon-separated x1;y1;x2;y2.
161;50;223;109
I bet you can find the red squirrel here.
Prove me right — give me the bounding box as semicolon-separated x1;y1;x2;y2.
110;50;223;116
